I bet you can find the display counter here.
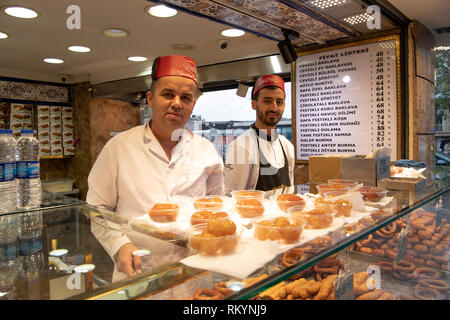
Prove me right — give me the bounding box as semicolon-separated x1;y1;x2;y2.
0;180;448;300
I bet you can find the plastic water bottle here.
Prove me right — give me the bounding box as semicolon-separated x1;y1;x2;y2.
0;129;17;214
0;214;19;294
18;211;44;280
16;129;41;210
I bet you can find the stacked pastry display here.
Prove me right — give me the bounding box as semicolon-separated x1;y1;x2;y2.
350;209;450;271
139;179;447;300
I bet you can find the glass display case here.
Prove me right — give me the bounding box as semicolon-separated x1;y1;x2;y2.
0;181;448;300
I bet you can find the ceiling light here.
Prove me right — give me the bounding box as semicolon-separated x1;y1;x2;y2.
49;249;68;257
270;55;282;73
221;29;245;37
102;28;130;38
132;249;151;257
343;13;372;25
3;6;38;19
434;46;450;51
226;281;245;292
128;56;148;62
309;0;347;10
0;32;8;39
147;5;177;18
43;58;64;64
74;264;96;273
68;45;91;53
342;75;351;83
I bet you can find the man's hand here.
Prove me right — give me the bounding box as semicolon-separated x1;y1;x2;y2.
116;243;142;277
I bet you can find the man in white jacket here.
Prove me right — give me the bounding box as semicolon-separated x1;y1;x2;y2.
224;74;295;198
86;55;224;280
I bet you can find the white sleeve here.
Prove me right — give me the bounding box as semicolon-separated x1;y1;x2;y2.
86;142;118;210
206;160;225;196
223;140;252;196
86;142;132;260
283;138;296;193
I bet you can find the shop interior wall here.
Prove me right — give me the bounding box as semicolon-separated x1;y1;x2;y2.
89;97;140;167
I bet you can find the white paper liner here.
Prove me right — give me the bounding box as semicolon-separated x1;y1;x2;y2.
391;167;426;180
363;196;394;208
127;195;385;279
180;205;379;279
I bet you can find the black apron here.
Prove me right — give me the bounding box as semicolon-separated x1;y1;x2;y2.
252;124;291;192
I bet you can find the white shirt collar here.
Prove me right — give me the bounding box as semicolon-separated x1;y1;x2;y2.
144;120;193;143
144;120;193;164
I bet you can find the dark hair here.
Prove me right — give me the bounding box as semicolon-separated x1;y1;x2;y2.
251;85;283;101
150;57;160;94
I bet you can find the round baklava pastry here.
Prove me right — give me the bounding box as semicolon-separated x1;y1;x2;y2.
231;190;266;201
235;199;265;218
148;203;179;223
254;216;304;244
357;186;388;202
190;210;229;226
333;199;353;217
276;194;305;212
193;196;224;210
289;205;336;229
189;218;240;255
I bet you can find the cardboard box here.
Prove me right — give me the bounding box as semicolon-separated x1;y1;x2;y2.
341;156;390;187
309;156;343;183
309;155;390;188
378;178;426;191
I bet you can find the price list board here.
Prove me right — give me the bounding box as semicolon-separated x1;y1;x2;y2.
293;36;400;162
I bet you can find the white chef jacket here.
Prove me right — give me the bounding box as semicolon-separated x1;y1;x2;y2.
224;127;295;198
86;122;224;264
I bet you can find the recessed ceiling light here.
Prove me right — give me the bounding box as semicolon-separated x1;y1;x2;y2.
342;75;351;83
102;28;130;38
132;249;151;257
43;58;64;64
147;5;177;18
68;45;91;53
49;249;69;257
309;0;347;10
128;56;148;62
221;29;245;37
74;264;96;273
3;6;38;19
343;13;372;25
0;31;8;39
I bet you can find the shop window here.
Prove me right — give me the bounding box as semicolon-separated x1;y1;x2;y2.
189;83;292;159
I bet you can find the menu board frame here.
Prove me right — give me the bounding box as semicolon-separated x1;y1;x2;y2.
291;34;402;164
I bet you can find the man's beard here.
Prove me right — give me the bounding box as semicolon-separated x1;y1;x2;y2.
257;109;280;126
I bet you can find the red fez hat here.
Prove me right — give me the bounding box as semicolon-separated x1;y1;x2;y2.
253;74;285;98
154;55;197;83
